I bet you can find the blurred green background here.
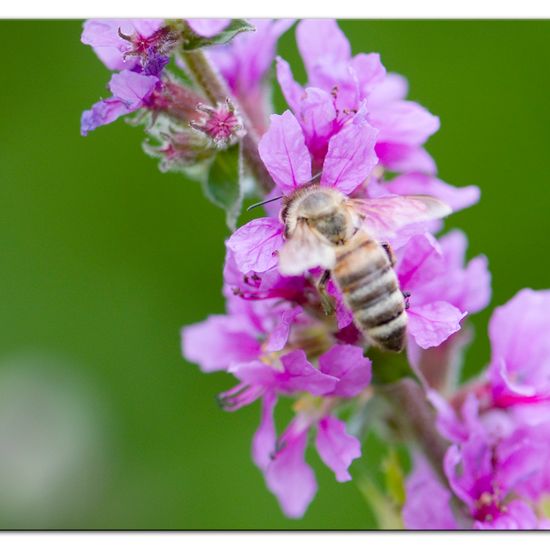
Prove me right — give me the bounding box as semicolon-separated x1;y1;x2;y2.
0;20;549;529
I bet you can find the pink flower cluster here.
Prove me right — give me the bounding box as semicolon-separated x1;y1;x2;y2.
404;289;550;529
182;20;492;519
83;18;549;529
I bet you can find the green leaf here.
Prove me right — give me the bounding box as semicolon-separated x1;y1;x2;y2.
203;144;243;230
181;19;254;51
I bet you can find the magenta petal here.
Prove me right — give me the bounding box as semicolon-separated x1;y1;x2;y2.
108;70;159;107
181;315;261;372
488;289;550;403
350;53;386;97
258;111;312;193
427;389;469;443
368;73;409;108
230;360;279;389
408;301;466;349
397;233;443;290
226;218;284;273
279;350;338;395
187;19;230;38
402;456;457;529
298;87;338;160
265;424;317;518
81;98;132;136
319;344;372;398
315;416;361;482
386;173;480;213
81;19;163;70
475;500;540;530
264;307;302;352
276;57;305;114
439;231;491;314
81;19;135;71
371;100;440;146
375;143;437;175
296;20;351;78
253;392;278;471
326;281;354;330
321;113;379;194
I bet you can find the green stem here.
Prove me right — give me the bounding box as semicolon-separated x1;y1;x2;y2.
181;49;274;195
377;378;471;528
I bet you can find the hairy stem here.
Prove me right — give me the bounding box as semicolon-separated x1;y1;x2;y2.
377;378;470;528
181;49;274;195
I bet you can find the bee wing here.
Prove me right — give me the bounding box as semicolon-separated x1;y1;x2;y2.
350;195;452;240
278;220;336;276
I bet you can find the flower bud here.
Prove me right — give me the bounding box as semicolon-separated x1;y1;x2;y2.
190;99;246;148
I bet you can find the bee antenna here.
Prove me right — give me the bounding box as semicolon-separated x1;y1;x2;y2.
247;195;284;212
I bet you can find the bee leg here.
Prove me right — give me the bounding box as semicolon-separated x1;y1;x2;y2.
317;270;335;316
402;291;411;310
381;242;397;267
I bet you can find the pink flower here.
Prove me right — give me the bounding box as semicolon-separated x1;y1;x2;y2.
210;20;294;133
255;411;361;518
487;289;550;408
404;423;550;530
397;231;490;350
277;19;440;175
396;233;466;349
81;70;159;136
227;108;379;274
82;19;165;71
250;347;370;518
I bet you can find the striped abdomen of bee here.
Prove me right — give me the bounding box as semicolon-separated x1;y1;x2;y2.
332;231;407;352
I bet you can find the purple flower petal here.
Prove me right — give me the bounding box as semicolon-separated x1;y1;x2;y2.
385;173;480;213
402;455;457;529
278;350;338;395
81;71;159;136
276;56;305;114
264;307;302;352
230;350;337;396
408;301;466;349
475;500;541;530
350;53;386;97
81;98;133;137
211;20;293;101
438;231;491;313
315;416;361;482
367;73;409;108
370;100;440;146
252;392;277;470
397;233;444;291
321;111;379;194
258;111;312;193
226;218;284;274
319;344;372;398
375;143;437;175
296;19;351;81
265;423;317;518
181;314;261;372
81;19;163;70
108;70;159;108
187;19;230;38
297;87;338;163
488;289;550;405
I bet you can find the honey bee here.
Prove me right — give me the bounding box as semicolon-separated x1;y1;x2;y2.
278;185;451;352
